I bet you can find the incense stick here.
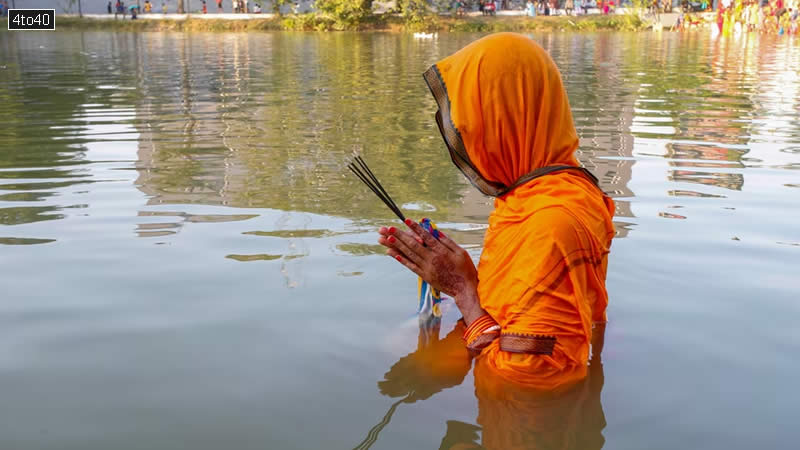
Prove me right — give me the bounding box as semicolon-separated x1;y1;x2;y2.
347;156;406;222
354;156;398;213
347;165;401;218
354;156;403;217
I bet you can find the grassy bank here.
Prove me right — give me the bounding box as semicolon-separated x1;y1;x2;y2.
440;15;644;32
20;14;644;33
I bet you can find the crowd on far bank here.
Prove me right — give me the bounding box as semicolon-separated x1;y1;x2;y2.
676;0;799;35
454;0;621;16
106;0;267;16
35;0;793;34
101;0;608;17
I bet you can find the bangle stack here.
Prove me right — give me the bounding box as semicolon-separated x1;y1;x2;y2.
462;314;500;350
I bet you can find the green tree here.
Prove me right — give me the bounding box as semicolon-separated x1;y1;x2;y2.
314;0;374;26
272;0;290;15
397;0;437;31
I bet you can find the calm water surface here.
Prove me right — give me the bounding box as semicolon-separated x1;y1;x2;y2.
1;31;799;449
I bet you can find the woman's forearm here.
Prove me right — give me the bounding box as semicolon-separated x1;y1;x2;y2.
454;286;488;326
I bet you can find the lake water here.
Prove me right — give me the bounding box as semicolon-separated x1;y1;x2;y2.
1;30;799;449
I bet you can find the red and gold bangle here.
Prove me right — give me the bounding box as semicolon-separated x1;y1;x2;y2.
462;315;494;341
462;314;500;347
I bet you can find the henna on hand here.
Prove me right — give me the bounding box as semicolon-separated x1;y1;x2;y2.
430;254;467;297
378;220;485;324
378;220;478;298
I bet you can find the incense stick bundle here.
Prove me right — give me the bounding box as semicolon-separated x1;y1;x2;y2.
347;155;406;222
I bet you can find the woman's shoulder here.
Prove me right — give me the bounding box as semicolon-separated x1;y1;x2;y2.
524;206;587;249
502;203;610;267
487;205;584;262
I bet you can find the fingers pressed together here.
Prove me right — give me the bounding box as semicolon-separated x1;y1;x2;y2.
378;218;480;314
377;218;462;276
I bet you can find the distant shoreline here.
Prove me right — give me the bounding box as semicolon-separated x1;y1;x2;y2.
1;13;658;33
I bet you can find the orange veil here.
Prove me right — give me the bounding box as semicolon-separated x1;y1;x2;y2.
424;33;615;389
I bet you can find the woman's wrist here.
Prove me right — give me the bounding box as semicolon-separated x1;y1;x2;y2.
458;288;500;352
454;286;485;326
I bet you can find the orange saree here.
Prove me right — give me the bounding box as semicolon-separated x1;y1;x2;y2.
424;33;615;389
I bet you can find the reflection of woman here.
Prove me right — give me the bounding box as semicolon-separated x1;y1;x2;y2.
377;322;471;404
474;323;607;449
378;34;615;390
370;321;608;449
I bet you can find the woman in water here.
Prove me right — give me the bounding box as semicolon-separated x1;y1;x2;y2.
378;33;615;389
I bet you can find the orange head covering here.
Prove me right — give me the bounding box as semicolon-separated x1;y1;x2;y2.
424;33;615;389
423;32;588;196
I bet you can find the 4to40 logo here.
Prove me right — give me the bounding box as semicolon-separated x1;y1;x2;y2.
8;9;56;31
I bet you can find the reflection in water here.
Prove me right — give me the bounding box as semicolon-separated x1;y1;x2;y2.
0;237;57;245
668;189;727;198
355;317;468;450
7;32;797;235
335;243;387;256
128;31;800;233
226;253;283;262
244;229;342;238
136;210;258;237
1;31;800;450
362;320;607;450
473;327;606;450
0;206;64;225
0;191;58;202
131;33;472;223
659;211;688;220
337;270;364;277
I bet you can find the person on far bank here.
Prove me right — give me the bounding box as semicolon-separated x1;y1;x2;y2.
217;0;222;11
378;33;615;389
526;0;537;15
202;0;207;13
456;0;466;16
108;1;112;13
162;2;167;13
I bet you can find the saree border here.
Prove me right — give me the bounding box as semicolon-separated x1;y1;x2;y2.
423;65;507;197
499;333;557;355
